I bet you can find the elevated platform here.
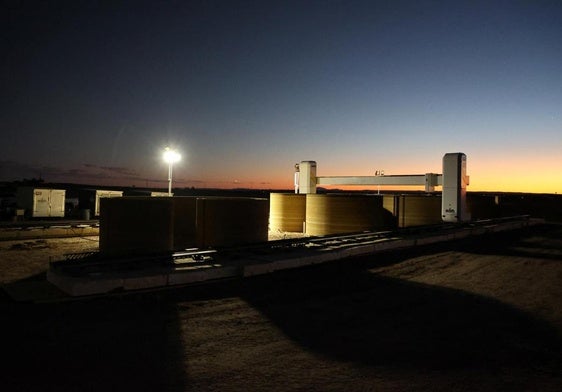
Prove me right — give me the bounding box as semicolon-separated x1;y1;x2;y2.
46;216;541;297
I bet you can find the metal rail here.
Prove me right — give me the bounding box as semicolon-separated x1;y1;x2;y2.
50;215;533;276
0;219;99;229
0;221;99;241
46;215;540;297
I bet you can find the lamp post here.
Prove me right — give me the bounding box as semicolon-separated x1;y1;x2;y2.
163;147;181;196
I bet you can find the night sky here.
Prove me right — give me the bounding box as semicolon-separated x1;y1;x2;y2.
2;0;562;192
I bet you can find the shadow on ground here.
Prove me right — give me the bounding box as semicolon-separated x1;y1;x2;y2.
234;226;562;372
241;264;562;372
2;288;187;392
455;224;562;261
2;225;562;390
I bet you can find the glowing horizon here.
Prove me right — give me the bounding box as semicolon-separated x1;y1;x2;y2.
5;159;558;195
3;2;561;195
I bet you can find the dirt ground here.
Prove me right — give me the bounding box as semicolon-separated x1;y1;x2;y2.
1;225;562;391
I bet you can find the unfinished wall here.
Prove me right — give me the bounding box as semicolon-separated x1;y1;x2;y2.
269;193;306;233
99;196;268;255
305;194;385;236
383;194;442;227
196;197;269;247
100;197;176;256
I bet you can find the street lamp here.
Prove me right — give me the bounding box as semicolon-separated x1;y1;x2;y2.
163;147;181;196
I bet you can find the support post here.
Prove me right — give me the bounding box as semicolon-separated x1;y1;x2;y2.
442;153;470;222
298;161;317;194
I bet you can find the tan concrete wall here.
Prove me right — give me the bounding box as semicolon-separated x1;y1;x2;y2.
100;196;269;254
100;197;175;256
383;195;442;227
305;194;385;236
172;197;198;249
269;193;306;233
196;197;269;247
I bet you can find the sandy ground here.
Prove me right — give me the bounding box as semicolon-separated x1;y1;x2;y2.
1;225;562;391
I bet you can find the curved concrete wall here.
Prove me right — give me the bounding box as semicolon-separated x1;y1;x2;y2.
305;194;385;236
383;194;442;227
269;193;306;233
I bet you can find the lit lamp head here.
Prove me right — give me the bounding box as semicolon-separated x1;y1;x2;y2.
163;147;181;196
163;147;181;164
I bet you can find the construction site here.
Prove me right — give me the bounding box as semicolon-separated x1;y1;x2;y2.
1;153;562;391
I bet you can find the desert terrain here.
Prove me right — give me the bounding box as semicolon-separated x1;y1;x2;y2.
1;224;562;391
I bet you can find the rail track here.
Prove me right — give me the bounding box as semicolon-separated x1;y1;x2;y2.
0;220;99;241
46;215;540;297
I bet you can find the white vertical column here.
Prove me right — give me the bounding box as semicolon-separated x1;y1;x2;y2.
298;161;317;194
442;153;470;222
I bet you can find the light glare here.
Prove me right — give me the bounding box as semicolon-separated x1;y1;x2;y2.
163;148;181;163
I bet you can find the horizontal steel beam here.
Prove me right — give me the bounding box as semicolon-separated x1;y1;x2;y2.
316;174;443;186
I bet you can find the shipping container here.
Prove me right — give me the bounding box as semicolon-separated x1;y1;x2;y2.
16;187;66;218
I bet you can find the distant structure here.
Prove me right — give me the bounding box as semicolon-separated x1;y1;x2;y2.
294;152;470;222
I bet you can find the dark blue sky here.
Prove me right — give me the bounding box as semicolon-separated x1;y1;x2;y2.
2;0;562;192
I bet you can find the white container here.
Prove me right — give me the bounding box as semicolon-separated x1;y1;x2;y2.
150;191;170;197
94;190;123;216
16;188;66;218
79;189;124;216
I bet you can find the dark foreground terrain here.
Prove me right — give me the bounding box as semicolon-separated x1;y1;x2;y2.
1;224;562;391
